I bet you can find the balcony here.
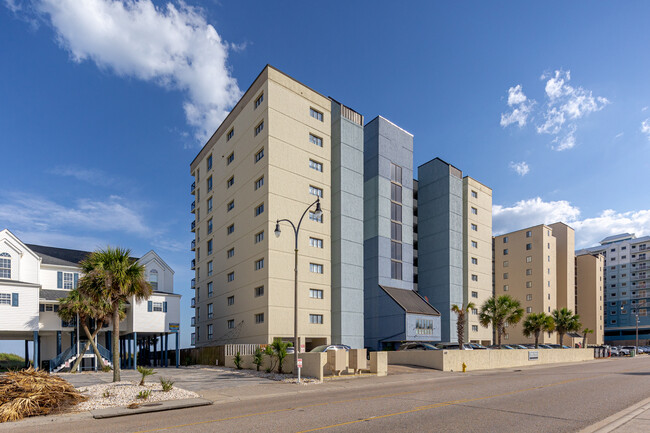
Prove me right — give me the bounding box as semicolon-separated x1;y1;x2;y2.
191;220;196;232
191;297;195;308
191;316;196;327
191;201;196;213
191;239;195;251
191;278;195;289
191;181;196;194
191;259;196;270
632;254;648;263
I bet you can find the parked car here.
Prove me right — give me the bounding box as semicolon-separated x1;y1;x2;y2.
487;344;514;349
538;344;554;349
508;344;528;349
397;342;440;351
467;343;488;350
546;344;571;349
309;344;351;352
434;343;474;350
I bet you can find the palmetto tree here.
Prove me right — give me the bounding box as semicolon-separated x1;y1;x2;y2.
581;328;594;348
551;308;581;347
79;247;151;382
479;295;524;347
451;302;476;349
522;313;555;348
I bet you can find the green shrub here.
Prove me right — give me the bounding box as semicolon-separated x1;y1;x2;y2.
102;390;110;398
160;377;174;392
234;351;243;370
253;347;264;371
137;390;151;400
137;366;155;386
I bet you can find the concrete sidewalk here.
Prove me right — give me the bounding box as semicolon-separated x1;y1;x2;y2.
581;396;650;432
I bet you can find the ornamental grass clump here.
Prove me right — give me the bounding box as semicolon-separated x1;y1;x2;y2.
137;366;155;386
0;367;86;423
160;377;174;392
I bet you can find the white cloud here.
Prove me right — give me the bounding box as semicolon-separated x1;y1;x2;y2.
642;106;648;112
536;107;565;134
641;118;650;139
509;161;530;176
49;165;116;186
4;0;21;12
615;132;624;139
552;125;576;151
493;197;650;248
30;0;242;143
500;85;535;128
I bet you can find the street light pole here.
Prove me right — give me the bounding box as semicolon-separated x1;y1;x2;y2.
635;313;639;354
275;198;322;384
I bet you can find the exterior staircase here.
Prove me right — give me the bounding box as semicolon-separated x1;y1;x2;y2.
50;342;112;373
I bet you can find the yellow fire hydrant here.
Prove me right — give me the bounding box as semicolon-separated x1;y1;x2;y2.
462;362;467;373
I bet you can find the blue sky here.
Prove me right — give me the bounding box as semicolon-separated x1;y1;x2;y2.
1;1;650;352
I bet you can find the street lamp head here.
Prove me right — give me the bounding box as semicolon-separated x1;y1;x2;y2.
274;221;281;238
314;199;322;219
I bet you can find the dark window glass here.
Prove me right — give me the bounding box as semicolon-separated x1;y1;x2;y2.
391;222;402;241
391;241;402;261
391;202;402;222
391;183;402;203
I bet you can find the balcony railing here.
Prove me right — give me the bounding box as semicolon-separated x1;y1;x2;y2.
191;181;196;194
191;239;195;251
191;259;196;270
191;297;195;308
191;278;195;289
191;201;196;213
191;221;196;232
632;255;648;263
191;317;196;327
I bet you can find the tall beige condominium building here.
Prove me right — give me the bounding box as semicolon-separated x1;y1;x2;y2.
190;66;334;348
462;177;493;345
549;222;575;313
575;253;605;345
493;224;569;344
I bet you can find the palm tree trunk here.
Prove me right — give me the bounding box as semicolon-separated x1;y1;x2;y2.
497;324;502;347
112;305;121;382
84;320;106;368
534;331;539;349
71;340;91;373
559;332;564;347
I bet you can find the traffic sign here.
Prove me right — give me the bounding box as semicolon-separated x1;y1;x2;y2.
297;358;302;368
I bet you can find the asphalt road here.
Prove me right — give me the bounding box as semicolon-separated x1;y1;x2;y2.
8;356;650;433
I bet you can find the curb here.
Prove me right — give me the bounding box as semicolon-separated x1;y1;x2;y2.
91;398;213;419
578;396;650;433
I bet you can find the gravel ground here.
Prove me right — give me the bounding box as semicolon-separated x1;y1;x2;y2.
75;381;199;411
215;367;321;384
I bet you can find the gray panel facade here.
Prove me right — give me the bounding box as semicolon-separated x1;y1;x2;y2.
363;116;415;350
416;158;464;343
330;101;365;348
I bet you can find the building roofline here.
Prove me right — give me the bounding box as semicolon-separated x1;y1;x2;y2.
364;115;414;137
418;156;462;174
462;175;492;191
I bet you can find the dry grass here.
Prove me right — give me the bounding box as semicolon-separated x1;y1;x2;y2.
0;367;86;422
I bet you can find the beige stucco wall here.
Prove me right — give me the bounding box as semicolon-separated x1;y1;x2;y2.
388;348;594;371
549;223;575;312
576;253;605;345
463;177;493;344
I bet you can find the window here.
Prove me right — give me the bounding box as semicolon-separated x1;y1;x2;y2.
310;185;323;197
548;256;551;262
0;293;11;305
255;176;264;190
208;303;213;319
503;249;509;255
227;128;234;141
255;313;264;324
255;231;264;243
526;268;532;276
503;261;509;267
391;203;402;222
526;243;532;250
471;241;478;248
207;324;213;340
503;285;509;291
227;319;235;329
207;218;213;234
310;237;323;248
547;242;551;249
310;108;323;121
207;261;213;276
227;224;234;235
254;93;263;108
391;261;402;280
207;240;213;255
227;296;234;306
255;148;264;162
148;270;158;291
471;207;478;215
152;302;163;312
309;314;324;324
310;289;324;299
472;308;478;315
207;155;213;170
503;273;509;279
254;286;264;297
472;325;479;332
207;176;213;192
526;256;532;263
471;291;478;298
471;190;478;199
0;253;10;279
390;164;402;184
526;307;532;313
227;176;234;188
471;257;478;265
63;273;73;290
526;294;532;301
309;159;323;172
207;197;213;212
391;183;402;203
255;258;264;270
227;152;234;165
526;230;532;238
415;319;434;335
471;274;478;282
227;248;234;258
525;281;532;288
255;121;264;136
309;211;323;223
503;237;509;243
309;134;323;147
310;263;323;274
391;222;402;241
227;272;234;282
548;293;551;300
227;200;234;212
471;223;478;231
207;282;213;297
255;203;264;216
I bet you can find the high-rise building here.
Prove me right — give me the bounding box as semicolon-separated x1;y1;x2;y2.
575;252;605;345
415;158;492;344
189;66;364;349
576;233;650;345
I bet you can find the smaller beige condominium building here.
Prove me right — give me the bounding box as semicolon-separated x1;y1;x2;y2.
575;252;605;345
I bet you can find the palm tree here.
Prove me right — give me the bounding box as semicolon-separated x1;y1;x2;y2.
522;313;555;348
581;328;594;348
58;289;113;372
551;308;581;347
451;302;476;349
479;295;524;347
79;247;151;382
